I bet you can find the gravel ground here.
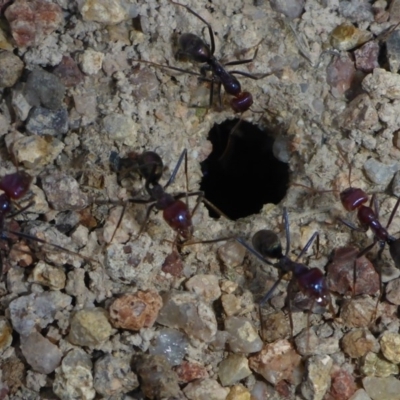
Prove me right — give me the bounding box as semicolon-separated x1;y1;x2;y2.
1;0;400;399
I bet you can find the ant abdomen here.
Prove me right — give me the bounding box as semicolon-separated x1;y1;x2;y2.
340;187;368;211
0;171;32;200
163;199;193;239
252;230;283;259
179;33;211;63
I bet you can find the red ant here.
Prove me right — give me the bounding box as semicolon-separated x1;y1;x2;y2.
237;208;334;342
108;148;222;245
0;171;91;277
134;0;270;113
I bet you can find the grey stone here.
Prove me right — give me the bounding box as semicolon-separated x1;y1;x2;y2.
26;107;68;135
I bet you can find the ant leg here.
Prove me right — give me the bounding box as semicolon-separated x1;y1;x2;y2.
282;208;291;257
7;200;35;219
169;0;216;55
131;202;157;240
224;45;262;67
228;70;272;80
297;232;319;261
338;218;369;233
164;149;187;189
133;60;210;79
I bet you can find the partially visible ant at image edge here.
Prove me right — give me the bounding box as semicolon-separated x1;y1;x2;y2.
133;0;271;113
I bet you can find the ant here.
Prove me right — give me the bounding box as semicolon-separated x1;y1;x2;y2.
237;208;334;342
0;171;91;278
134;0;270;113
108;148;223;245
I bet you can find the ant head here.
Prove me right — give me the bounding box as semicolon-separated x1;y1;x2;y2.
0;171;32;200
178;33;211;63
252;230;283;260
340;187;368;212
138;152;164;185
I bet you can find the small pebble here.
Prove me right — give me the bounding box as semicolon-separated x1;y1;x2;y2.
109;290;163;331
80;0;131;24
41;172;88;211
68;308;112;347
341;296;377;328
326;247;379;296
362;68;400;100
0;318;13;353
226;385;251;400
133;354;182;399
363;376;400;400
273;135;291;163
185;274;221;303
103;113;139;142
24;69;66;110
341;328;378;358
259;310;291;342
354;41;380;73
221;293;242;316
251;380;281;400
149;328;188;366
93;354;139;397
26;107;69;136
225;316;263;353
161;250;183;276
2;356;25;396
361;352;399;377
20;331;62;374
173;361;209;383
218;354;252;386
183;378;229;400
392;170;400;197
218;240;246;268
326;367;357;400
385;277;400;304
29;261;66;290
157;291;217;342
4;0;63;47
301;355;333;400
130;67;159;100
363;158;398;186
79;49;104;75
390;0;400;22
380;331;400;363
386;29;400;73
295;327;339;356
339;0;373;22
330;23;372;51
53;349;95;400
349;389;372;400
326;54;356;98
53;55;84;87
11;86;32;121
269;0;304;19
0;52;24;88
249;340;302;385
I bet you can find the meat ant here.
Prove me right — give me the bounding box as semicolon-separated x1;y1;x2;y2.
134;0;270;113
107;148;224;246
0;171;91;278
237;208;334;343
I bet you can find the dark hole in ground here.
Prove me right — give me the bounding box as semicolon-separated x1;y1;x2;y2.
200;119;289;220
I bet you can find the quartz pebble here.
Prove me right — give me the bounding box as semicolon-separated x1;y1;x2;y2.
218;354;251;386
41;173;88;211
363;376;400;400
326;55;356;98
330;23;372;51
109;290;163;331
24;69;65;110
53;349;95;400
80;0;132;24
20;331;62;374
326;367;357;400
103;113;139;142
9;291;71;336
295;327;339;356
183;378;229;400
355;41;380;73
53;55;84;87
93;354;139;397
361;352;399;377
221;293;242;316
380;331;400;363
79;49;104;75
4;0;63;47
269;0;304;19
326;247;379;296
68;308;112;347
301;355;333;400
0;52;24;88
225;316;263;353
349;389;372;400
185;274;221;303
217;240;246;267
0;318;12;353
363;158;398;186
134;354;182;399
249;340;302;385
28;261;66;290
251;380;281;400
149;328;188;366
173;361;209;383
26;106;68;136
226;385;251;400
341;329;378;358
339;1;373;22
157;291;217;342
341;296;377;328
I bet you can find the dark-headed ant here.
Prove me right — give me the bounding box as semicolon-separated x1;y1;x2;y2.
108;148;222;245
0;171;91;277
237;208;334;342
134;0;270;113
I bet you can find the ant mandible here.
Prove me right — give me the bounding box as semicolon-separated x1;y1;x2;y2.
237;208;334;341
135;0;270;113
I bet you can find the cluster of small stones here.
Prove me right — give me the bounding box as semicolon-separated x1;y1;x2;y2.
2;0;400;399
